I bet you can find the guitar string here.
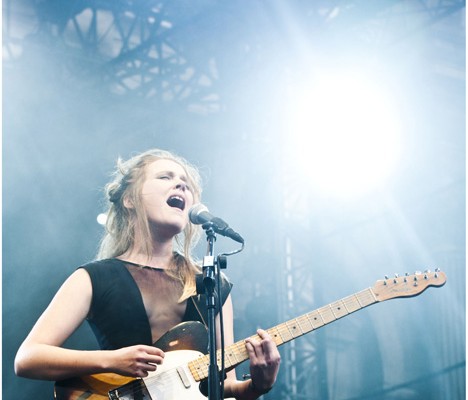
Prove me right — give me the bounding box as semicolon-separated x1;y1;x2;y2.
113;343;250;397
112;368;183;397
110;276;436;396
110;289;378;397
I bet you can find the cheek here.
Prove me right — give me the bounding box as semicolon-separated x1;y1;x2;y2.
187;192;196;208
140;194;164;213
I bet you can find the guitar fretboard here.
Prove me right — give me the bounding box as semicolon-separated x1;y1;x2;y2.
188;287;378;382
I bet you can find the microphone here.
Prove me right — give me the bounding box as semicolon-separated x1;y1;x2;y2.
189;204;245;244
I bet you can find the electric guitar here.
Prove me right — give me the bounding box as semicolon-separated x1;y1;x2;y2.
54;269;446;400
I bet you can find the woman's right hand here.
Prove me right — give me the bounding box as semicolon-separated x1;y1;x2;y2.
109;345;165;377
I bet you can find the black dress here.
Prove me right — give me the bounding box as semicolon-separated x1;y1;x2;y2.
80;258;232;350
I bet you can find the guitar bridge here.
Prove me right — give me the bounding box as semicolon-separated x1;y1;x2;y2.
108;379;152;400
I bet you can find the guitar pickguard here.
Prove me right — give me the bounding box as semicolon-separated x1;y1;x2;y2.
109;350;207;400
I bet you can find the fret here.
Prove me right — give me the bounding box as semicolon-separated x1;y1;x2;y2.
329;300;349;319
308;310;325;329
276;323;294;342
224;347;237;368
231;342;247;364
188;361;200;381
343;294;362;312
200;357;209;379
318;306;336;324
237;342;249;360
269;326;284;346
285;319;303;338
297;314;313;333
357;288;377;307
189;356;208;381
217;348;237;364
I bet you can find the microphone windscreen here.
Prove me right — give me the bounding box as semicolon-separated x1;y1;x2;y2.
189;203;209;225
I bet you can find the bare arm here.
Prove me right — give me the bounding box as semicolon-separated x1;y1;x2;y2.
218;295;281;400
14;268;164;381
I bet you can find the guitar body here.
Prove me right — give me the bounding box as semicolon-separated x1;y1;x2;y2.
55;350;207;399
55;321;209;400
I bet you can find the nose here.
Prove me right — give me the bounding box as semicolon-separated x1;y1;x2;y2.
176;181;188;191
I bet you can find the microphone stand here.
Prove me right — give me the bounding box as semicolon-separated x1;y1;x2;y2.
200;222;221;400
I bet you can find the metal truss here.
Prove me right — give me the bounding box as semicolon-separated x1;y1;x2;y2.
3;0;464;115
274;168;329;400
3;0;224;113
2;1;464;398
274;2;465;398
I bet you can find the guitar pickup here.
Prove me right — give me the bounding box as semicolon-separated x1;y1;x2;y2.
176;366;191;388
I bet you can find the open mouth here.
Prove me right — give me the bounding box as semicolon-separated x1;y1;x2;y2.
167;195;185;210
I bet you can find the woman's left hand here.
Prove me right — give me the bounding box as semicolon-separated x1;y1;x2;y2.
245;328;281;394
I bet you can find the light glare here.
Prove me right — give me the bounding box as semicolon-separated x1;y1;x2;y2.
288;73;401;197
97;213;107;225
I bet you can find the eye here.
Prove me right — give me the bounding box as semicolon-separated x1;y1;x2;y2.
158;175;171;180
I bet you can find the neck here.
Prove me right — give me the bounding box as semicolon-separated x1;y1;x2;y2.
122;236;175;270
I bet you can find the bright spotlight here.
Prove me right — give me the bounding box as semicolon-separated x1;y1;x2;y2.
287;72;401;198
97;213;107;225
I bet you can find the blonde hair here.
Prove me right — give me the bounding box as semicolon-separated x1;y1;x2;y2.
97;149;203;301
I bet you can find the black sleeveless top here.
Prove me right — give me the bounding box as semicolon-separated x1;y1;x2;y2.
80;258;233;350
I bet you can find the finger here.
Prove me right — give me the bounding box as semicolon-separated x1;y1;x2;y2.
245;340;258;358
247;330;269;345
136;369;149;377
144;346;165;358
257;328;272;340
144;354;165;365
141;362;158;372
246;337;264;354
256;329;280;354
261;338;279;355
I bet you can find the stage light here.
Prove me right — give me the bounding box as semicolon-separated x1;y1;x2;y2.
96;213;107;225
286;72;401;198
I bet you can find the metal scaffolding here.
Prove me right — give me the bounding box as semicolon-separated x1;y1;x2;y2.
3;0;464;112
2;1;464;399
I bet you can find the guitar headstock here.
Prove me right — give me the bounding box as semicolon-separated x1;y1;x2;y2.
372;269;446;301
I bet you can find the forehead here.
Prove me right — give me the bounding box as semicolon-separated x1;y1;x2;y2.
145;158;187;176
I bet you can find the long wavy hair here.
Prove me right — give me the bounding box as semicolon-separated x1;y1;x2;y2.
97;149;203;301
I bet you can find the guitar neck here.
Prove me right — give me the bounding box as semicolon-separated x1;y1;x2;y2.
188;287;378;381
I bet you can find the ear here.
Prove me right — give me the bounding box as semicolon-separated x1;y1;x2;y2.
123;195;134;209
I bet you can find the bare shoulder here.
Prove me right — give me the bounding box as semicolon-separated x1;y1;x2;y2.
21;268;94;347
49;268;93;308
59;268;92;291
